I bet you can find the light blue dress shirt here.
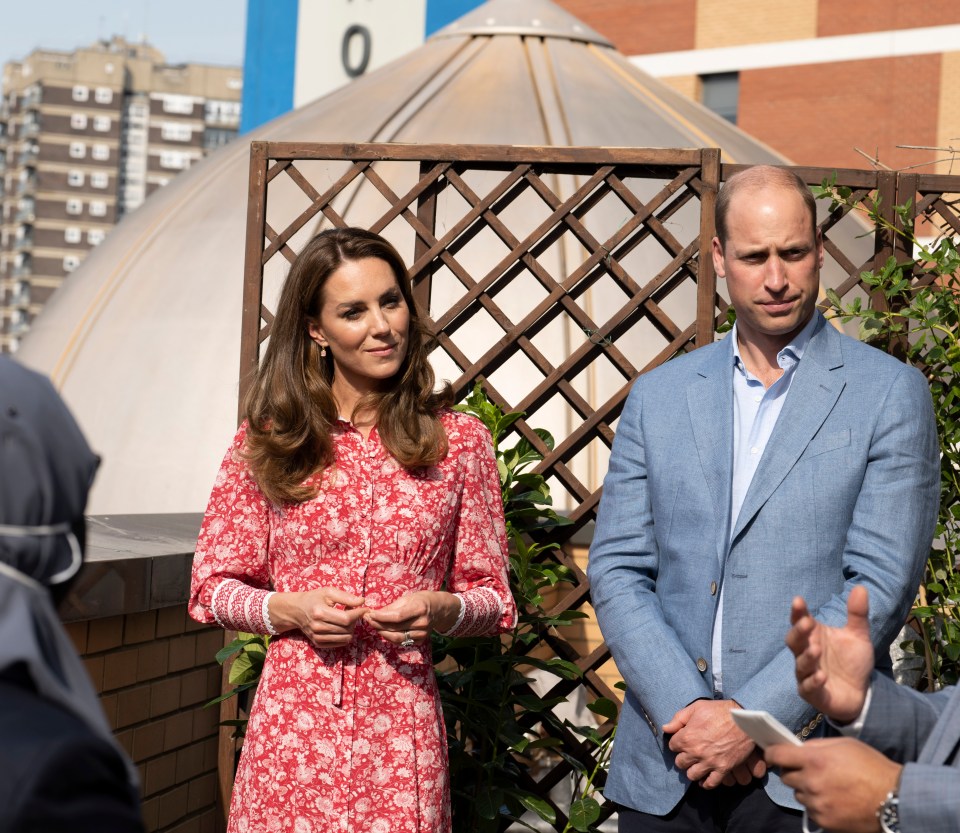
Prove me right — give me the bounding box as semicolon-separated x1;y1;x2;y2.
711;313;820;695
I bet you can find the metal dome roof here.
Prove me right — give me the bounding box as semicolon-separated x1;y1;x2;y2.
19;0;793;513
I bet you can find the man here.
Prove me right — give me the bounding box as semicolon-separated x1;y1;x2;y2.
588;165;939;832
0;357;144;832
768;586;959;833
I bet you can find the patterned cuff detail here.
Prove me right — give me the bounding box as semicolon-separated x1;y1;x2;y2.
262;591;278;636
444;587;504;637
440;593;466;636
209;578;274;633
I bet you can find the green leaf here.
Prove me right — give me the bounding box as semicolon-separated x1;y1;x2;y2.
568;797;602;832
511;792;556;823
586;697;619;720
475;787;504;821
228;646;266;685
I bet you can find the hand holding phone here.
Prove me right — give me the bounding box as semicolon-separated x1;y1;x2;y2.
730;709;801;749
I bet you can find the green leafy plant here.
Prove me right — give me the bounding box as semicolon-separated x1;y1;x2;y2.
559;687;621;833
207;632;270;738
814;173;960;688
441;381;600;831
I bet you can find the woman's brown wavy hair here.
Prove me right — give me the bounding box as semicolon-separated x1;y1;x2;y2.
242;228;453;505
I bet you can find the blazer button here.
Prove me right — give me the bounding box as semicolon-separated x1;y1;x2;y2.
710;581;718;595
696;657;708;673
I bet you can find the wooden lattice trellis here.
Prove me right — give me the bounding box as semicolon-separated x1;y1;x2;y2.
232;142;960;830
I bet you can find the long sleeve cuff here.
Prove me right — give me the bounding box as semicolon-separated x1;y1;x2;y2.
827;684;873;737
443;587;506;637
210;579;277;634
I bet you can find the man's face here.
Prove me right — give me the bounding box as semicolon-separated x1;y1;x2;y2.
712;185;823;351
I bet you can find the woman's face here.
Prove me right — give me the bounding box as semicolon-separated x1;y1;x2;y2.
308;257;410;402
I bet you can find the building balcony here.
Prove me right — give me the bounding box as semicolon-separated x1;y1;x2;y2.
11;263;32;280
8;285;29;308
16;176;37;196
13;232;34;251
15;203;36;223
20;121;40;138
18;146;38;167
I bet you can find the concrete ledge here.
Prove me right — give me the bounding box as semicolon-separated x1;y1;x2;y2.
61;514;203;623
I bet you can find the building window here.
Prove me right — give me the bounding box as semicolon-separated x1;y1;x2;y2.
88;228;105;245
64;226;82;243
159;151;189;170
129;103;148;119
204;127;236;150
67;170;84;187
91;171;109;189
70;113;88;130
89;200;107;217
92;143;109;161
94;87;113;104
66;199;82;215
69;142;86;159
161;122;192;142
700;72;740;125
63;255;81;272
71;85;89;102
161;95;194;115
93;115;111;132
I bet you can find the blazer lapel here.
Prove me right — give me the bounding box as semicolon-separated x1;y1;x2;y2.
731;318;846;542
688;340;734;562
918;693;960;765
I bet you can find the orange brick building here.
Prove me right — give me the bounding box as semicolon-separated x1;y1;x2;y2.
556;0;960;172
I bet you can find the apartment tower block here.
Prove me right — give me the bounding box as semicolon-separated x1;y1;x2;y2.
0;37;241;352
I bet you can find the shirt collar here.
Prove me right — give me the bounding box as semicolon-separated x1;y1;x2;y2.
731;312;819;371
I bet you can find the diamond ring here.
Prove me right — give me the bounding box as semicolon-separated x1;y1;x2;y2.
400;630;415;647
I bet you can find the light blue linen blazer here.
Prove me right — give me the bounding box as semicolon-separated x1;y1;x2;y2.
588;313;940;814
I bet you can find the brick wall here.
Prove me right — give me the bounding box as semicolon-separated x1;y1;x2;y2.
738;55;942;170
817;0;960;37
695;0;818;49
938;52;960;174
555;0;696;55
64;606;225;833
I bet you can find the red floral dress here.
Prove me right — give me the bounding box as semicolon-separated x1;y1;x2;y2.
189;411;516;833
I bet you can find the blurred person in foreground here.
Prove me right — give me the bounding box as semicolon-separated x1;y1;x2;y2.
0;357;143;832
189;227;516;833
767;586;960;833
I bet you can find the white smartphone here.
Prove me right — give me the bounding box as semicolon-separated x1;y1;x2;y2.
730;709;802;749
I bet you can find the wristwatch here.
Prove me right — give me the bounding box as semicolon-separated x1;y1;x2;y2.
877;790;900;833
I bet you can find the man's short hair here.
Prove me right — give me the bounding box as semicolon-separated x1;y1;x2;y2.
715;165;817;246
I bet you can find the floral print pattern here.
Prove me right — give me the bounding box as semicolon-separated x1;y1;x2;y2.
189;411;516;832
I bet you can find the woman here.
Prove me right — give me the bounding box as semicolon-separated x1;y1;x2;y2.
189;228;516;833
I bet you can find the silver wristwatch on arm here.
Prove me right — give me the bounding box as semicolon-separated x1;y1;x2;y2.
877;790;900;833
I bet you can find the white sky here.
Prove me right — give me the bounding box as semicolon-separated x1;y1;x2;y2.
2;0;247;69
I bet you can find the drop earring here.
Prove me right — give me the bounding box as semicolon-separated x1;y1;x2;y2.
320;344;327;358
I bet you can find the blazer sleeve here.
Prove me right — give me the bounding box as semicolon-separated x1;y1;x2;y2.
731;364;940;724
188;424;276;634
588;377;713;734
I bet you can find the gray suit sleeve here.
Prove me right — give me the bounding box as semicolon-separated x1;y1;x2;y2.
858;674;950;761
899;764;960;833
859;675;958;833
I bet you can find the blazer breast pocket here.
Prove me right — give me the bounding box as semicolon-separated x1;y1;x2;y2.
803;428;851;459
